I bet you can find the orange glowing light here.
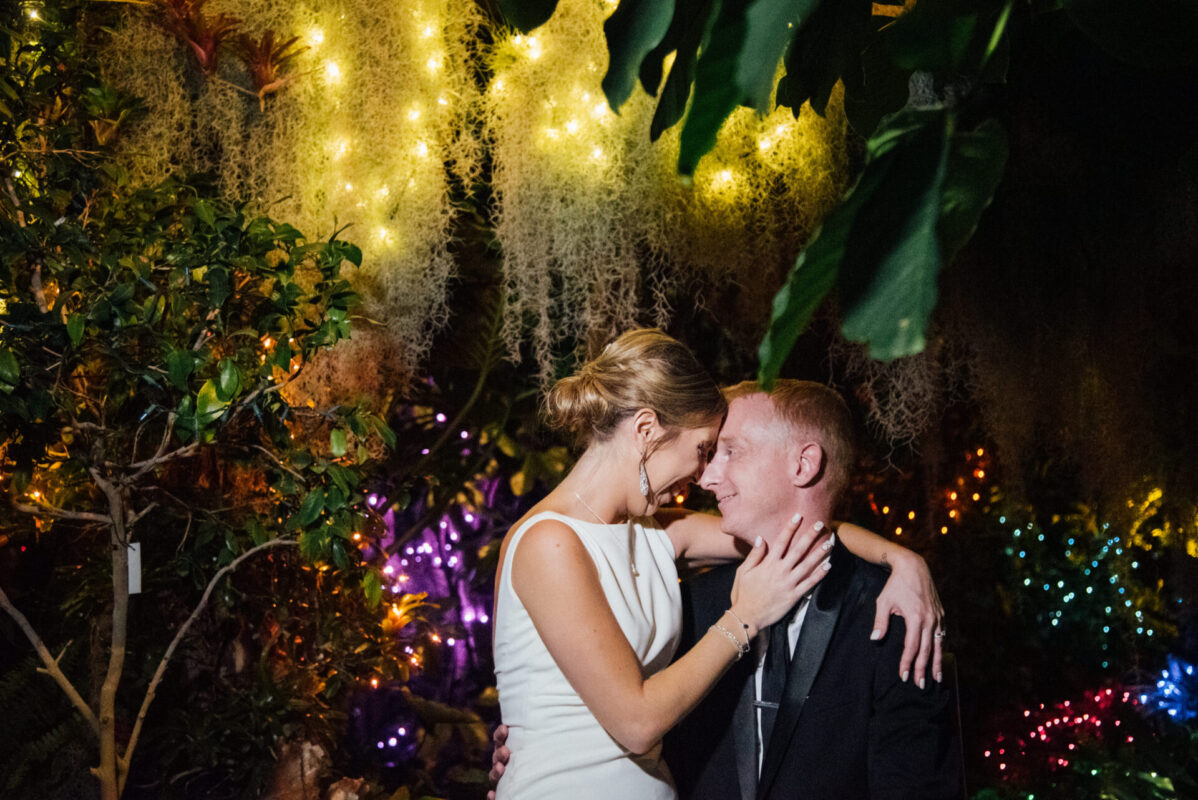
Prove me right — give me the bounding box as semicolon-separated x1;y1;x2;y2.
949;491;958;501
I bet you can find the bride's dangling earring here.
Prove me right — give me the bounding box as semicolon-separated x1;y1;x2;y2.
639;460;650;498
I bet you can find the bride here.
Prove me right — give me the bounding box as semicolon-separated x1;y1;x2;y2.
491;329;941;798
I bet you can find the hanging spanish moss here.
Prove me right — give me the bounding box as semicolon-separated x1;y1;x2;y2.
102;0;485;382
480;0;848;379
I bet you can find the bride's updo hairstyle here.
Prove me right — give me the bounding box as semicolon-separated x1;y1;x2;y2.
544;329;726;448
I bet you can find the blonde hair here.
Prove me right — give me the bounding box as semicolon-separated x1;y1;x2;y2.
723;379;856;500
544;329;726;447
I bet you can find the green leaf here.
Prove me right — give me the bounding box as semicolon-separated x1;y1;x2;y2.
66;314;85;348
842;17;912;137
759;107;977;378
0;349;20;386
194;199;216;229
340;242;363;268
195;379;230;425
757;127;895;386
362;570;382;608
207;266;230;307
298;489;325;526
110;282;135;307
776;0;872;117
331;539;348;570
678;1;747;175
166;349;194;391
602;0;677;111
639;0;692;94
326;484;347;512
649;0;719;141
330;429;348;458
839;108;951;359
373;418;397;450
217;358;240;401
937;118;1007;264
738;0;822;112
496;0;560;32
299;529;325;561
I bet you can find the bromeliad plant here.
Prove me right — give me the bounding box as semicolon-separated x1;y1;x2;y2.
0;159;393;797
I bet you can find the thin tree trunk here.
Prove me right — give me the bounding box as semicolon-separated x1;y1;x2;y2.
93;471;129;800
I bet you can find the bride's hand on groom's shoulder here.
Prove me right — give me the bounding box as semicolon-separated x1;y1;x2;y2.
872;550;945;688
487;723;511;800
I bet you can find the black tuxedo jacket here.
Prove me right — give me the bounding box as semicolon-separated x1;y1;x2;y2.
663;543;964;800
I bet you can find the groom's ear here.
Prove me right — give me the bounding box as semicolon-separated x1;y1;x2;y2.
791;441;826;488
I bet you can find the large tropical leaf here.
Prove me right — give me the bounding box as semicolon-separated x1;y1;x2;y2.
602;0;677;110
839;110;950;359
760;106;1009;379
738;0;823;112
776;0;872;117
678;0;746;174
649;0;717;140
495;0;561;32
937;117;1008;263
757;123;903;385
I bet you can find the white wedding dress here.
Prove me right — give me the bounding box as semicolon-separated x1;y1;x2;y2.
494;511;681;799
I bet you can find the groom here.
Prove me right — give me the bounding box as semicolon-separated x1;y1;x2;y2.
663;379;963;799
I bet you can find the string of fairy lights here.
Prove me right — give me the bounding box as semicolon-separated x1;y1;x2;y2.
858;443;1193;790
867;446;1179;665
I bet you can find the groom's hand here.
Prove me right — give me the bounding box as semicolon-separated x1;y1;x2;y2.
487;724;511;800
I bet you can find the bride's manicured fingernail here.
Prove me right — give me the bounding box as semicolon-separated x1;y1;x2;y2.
919;677;926;690
791;513;802;524
755;535;763;547
813;521;824;532
821;558;831;571
870;629;882;641
902;670;910;683
936;672;943;683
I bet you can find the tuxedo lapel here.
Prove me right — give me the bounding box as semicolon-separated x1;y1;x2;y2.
757;545;854;797
732;666;759;800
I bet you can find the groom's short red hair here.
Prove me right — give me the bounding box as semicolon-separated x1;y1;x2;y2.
722;379;856;501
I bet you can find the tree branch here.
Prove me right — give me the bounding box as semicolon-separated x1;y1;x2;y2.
13;499;112;525
119;538;300;787
0;583;101;737
127;502;158;528
125;441;201;476
252;444;308;484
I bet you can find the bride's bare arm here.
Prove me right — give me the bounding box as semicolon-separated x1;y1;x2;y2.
509;516;827;754
663;510;944;684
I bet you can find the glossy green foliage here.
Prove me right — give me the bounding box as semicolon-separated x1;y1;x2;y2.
759;107;1008;379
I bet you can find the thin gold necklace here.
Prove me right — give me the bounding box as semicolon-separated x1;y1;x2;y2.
574;492;610;525
573;492;639;577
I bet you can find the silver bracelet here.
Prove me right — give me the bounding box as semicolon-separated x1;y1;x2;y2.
726;608;752;648
711;622;751;660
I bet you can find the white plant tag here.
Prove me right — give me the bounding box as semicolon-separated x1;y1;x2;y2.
128;542;142;595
